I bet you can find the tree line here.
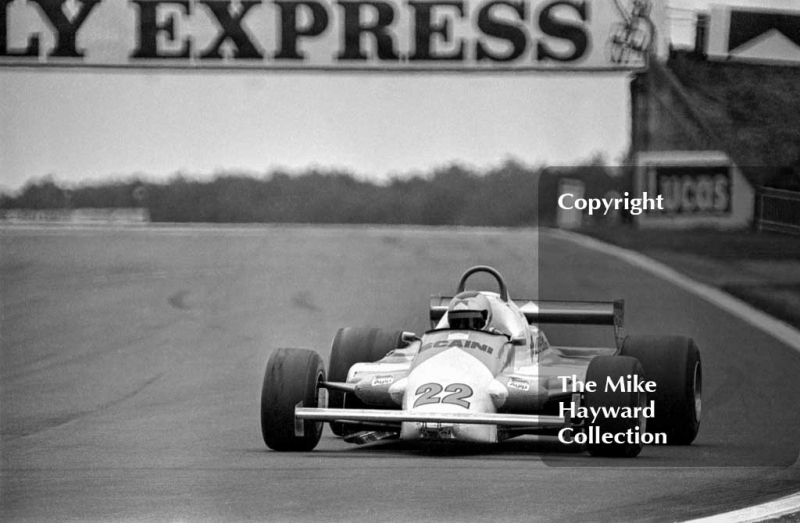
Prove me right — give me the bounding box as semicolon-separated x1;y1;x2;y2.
0;160;626;226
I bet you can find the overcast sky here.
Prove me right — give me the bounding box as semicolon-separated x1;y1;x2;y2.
1;0;796;190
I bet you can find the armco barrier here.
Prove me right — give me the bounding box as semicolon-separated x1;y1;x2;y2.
758;188;800;235
1;208;149;225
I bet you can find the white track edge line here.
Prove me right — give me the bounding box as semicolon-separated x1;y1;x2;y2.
548;229;800;352
681;492;800;523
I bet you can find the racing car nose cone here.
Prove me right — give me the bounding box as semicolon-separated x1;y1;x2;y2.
405;348;495;407
401;347;498;444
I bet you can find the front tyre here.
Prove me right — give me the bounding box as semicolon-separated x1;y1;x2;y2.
261;348;325;451
621;335;702;445
328;328;404;436
585;356;647;458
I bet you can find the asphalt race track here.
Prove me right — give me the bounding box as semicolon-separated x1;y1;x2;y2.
2;225;799;522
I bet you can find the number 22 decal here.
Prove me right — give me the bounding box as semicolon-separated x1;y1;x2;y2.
413;383;473;409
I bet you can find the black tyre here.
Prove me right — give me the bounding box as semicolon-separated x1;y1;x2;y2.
328;328;404;436
621;335;701;445
585;356;647;458
261;348;325;451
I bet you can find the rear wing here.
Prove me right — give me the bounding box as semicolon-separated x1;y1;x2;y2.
430;296;625;349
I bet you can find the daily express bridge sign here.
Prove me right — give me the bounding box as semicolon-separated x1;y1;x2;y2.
0;0;661;70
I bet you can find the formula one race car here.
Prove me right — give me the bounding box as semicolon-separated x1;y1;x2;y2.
260;266;702;457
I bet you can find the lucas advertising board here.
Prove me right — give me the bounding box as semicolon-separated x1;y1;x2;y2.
634;151;755;229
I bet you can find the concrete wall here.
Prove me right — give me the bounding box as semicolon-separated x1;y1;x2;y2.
630;59;756;229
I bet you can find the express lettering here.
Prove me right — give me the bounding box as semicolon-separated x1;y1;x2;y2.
421;339;494;354
1;0;591;64
1;0;101;57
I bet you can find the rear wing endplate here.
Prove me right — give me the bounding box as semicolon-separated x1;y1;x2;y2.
430;296;625;349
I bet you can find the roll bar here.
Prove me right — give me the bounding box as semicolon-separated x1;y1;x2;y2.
457;266;509;302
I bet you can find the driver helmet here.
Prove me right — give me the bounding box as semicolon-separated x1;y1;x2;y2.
447;291;492;330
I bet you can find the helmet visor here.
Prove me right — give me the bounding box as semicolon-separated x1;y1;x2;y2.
449;310;487;330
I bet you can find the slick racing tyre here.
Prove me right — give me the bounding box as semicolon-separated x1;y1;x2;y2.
261;348;325;451
328;328;404;436
585;356;647;458
621;335;702;445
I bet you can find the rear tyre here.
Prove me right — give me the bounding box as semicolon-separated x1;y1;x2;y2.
621;335;702;445
261;348;325;451
328;328;404;436
585;356;647;458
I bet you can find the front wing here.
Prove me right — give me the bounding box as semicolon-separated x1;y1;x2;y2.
296;407;565;429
